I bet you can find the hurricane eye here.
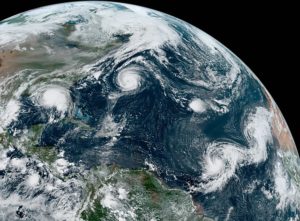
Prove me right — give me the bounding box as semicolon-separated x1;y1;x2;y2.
37;87;71;113
116;68;141;92
189;98;207;113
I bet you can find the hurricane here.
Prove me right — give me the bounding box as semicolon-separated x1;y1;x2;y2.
0;2;299;220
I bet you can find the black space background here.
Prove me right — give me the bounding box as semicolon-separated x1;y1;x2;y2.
0;1;299;151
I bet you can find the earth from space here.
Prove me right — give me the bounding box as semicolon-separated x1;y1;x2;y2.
0;2;299;221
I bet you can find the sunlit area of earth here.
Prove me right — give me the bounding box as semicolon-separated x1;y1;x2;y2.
0;2;299;220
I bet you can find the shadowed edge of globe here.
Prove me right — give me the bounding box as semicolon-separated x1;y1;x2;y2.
264;89;298;155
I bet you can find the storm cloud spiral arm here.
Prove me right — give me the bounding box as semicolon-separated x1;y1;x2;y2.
0;2;299;220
